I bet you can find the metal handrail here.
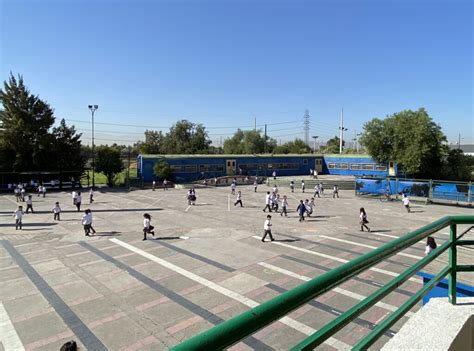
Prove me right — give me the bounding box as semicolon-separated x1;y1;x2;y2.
171;216;474;350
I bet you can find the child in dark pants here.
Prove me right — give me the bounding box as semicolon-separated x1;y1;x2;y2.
13;206;24;230
261;215;274;242
143;213;155;240
26;195;34;213
53;202;61;221
360;207;370;232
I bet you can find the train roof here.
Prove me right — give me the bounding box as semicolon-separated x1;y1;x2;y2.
138;154;372;159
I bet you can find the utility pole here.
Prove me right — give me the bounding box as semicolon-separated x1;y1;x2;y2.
312;136;319;153
264;124;267;153
88;105;98;187
339;108;348;154
254;117;257;131
303;110;310;146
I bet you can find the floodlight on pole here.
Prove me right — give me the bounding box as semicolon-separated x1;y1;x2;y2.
88;105;98;187
312;136;319;153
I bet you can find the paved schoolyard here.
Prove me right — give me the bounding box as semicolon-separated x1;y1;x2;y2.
0;182;472;350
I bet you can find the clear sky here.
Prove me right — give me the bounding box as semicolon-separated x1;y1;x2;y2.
1;0;472;147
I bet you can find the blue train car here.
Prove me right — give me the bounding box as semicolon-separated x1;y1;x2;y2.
322;155;396;177
137;154;392;183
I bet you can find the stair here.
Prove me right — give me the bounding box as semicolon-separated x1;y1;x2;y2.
267;178;355;191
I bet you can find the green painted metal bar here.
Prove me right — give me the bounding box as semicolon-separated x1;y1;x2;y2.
449;224;457;305
457;240;474;246
171;216;473;350
290;240;451;351
353;265;451;351
456;265;474;272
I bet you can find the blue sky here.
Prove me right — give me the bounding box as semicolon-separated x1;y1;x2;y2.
1;0;472;146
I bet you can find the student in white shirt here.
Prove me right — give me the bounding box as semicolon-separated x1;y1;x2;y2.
163;179;168;190
82;209;93;236
13;206;24;230
52;202;61;221
152;180;156;191
402;194;411;212
75;192;82;212
42;186;46;198
26;195;34;213
262;191;272;212
359;207;370;232
301;180;305;193
142;213;155;240
89;188;94;204
230;182;236;195
425;237;437;255
253;179;258;192
261;215;274;242
280;195;288;216
290;181;295;193
234;191;243;207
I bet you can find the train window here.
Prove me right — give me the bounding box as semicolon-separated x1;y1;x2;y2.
199;164;225;172
303;159;308;165
339;163;348;169
350;164;362;170
362;164;375;170
328;163;337;169
375;165;387;171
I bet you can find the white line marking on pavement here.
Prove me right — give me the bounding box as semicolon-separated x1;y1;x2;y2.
370;232;399;239
179;236;190;240
319;235;423;260
258;262;414;317
109;238;350;350
0;302;25;351
251;236;420;283
185;205;191;212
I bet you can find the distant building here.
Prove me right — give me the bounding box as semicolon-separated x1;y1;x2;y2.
449;144;474;156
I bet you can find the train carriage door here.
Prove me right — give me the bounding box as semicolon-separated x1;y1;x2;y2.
388;161;396;176
226;160;236;175
315;158;323;173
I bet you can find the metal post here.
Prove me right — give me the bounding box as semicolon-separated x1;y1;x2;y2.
127;147;131;189
264;124;267;153
88;105;98;187
449;223;457;304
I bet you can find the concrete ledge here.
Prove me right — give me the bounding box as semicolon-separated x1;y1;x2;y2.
382;297;474;351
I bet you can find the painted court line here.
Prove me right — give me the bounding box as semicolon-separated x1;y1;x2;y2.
109;238;350;350
185;205;191;212
251;236;420;283
0;240;107;351
0;302;24;351
258;262;414;317
318;235;423;260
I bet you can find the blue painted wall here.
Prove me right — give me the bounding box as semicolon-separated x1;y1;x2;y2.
138;154;392;183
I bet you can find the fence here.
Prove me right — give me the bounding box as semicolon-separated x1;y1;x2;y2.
170;216;474;350
355;177;473;205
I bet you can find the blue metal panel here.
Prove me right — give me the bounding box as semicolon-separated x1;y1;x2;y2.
416;271;474;305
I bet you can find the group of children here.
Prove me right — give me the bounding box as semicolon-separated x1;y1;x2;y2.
12;187;97;237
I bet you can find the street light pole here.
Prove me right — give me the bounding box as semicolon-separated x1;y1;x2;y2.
312;136;319;153
88;105;98;187
339;108;348;154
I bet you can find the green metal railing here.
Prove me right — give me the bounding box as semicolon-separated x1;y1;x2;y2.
171;216;474;350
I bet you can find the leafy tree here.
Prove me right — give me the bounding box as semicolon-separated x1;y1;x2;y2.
153;160;172;180
94;145;124;186
223;129;276;154
52;119;85;182
323;136;344;154
273;138;312;154
161;120;211;154
138;130;164;154
0;74;55;171
359;108;446;178
440;149;472;181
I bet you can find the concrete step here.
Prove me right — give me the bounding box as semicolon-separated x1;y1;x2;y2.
268;178;355;190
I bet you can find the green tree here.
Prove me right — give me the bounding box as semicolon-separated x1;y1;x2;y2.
359;108;446;178
153;160;172;180
441;149;472;181
94;145;124;186
273;138;312;154
161;120;211;154
0;74;55;171
223;129;276;154
138;130;164;154
52;119;85;183
323;136;344;154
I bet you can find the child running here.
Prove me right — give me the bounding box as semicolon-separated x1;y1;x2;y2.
143;213;155;240
280;195;288;216
297;200;306;222
402;194;411;212
234;191;243;207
